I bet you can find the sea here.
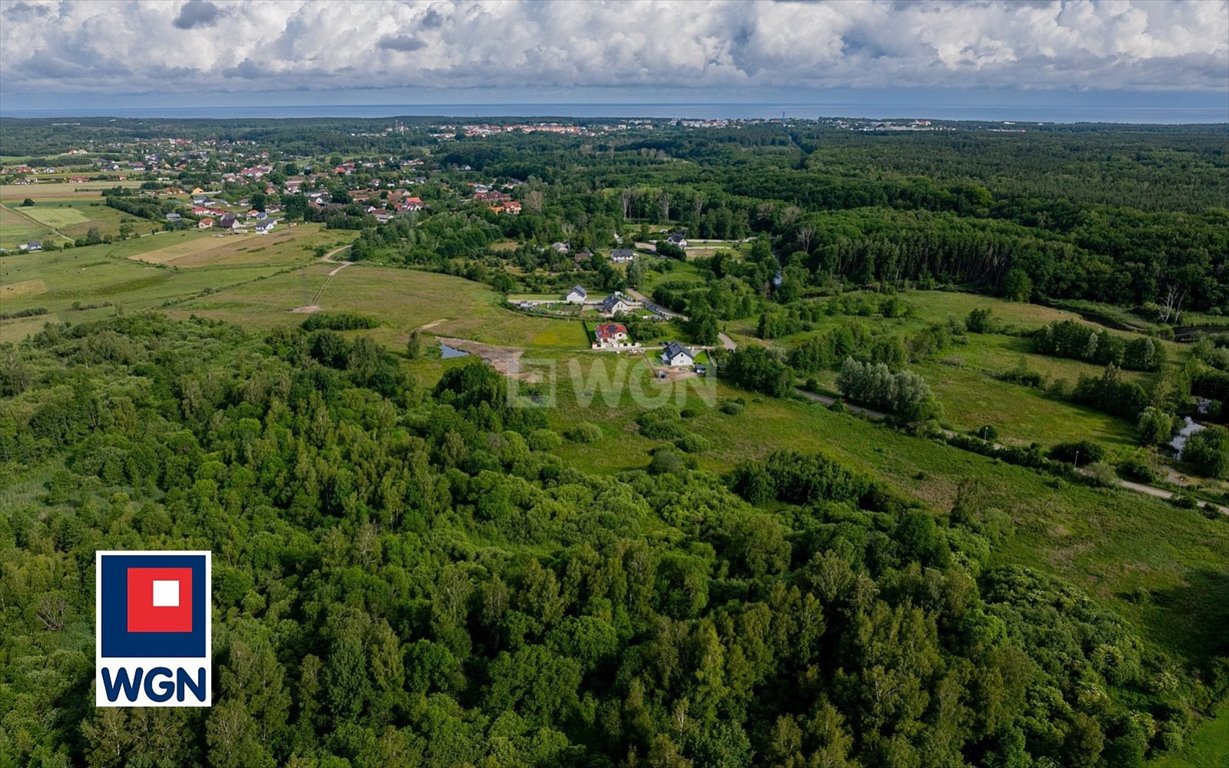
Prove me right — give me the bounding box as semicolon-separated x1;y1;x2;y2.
3;102;1227;124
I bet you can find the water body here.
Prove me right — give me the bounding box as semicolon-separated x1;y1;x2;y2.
4;102;1227;124
439;343;469;360
1171;417;1207;459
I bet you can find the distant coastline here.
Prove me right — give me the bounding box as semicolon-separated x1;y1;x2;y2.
2;102;1227;124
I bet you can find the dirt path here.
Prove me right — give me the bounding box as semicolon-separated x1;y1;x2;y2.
718;332;737;351
309;245;353;304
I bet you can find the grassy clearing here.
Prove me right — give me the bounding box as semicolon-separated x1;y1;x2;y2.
173;263;590;350
126;225;340;269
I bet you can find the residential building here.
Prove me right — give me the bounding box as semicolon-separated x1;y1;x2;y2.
661;341;695;367
593;322;630;349
565;285;587;304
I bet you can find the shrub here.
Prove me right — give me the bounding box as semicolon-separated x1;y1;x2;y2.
1136;407;1174;447
976;425;999;441
675;433;712;454
1116;452;1158;484
1048;440;1106;466
565;422;603;443
1183;426;1229;478
527;429;563;452
719;400;744;416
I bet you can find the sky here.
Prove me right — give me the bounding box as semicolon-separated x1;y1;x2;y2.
0;0;1226;119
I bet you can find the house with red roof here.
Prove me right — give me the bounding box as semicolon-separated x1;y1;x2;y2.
593;322;630;349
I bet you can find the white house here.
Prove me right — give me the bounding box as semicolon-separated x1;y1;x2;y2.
255;219;277;234
565;285;587;304
610;248;635;263
600;292;638;316
661;341;695;367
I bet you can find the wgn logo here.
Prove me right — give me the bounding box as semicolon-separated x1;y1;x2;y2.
95;551;212;707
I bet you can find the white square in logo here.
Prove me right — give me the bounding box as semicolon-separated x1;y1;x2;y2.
152;580;180;608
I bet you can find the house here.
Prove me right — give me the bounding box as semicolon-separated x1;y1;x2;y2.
165;212;182;222
502;200;522;215
593;322;630;349
565;285;587;304
255;219;277;234
610;248;635;263
661;341;695;367
401;196;424;211
217;214;238;230
198;217;214;229
20;241;42;252
371;210;394;224
600;292;638;316
192;195;209;205
550;242;570;254
666;232;688;248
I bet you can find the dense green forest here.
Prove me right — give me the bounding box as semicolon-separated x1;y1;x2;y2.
3;315;1226;767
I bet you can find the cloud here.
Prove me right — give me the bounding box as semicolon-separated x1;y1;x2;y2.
379;34;427;52
0;0;1224;98
172;0;222;30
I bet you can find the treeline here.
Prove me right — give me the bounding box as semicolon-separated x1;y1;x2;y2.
1035;320;1167;371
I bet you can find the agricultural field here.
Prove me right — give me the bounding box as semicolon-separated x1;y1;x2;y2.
0;179;140;202
0;204;55;249
0;223;346;342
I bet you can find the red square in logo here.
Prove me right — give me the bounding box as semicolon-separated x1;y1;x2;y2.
127;567;193;633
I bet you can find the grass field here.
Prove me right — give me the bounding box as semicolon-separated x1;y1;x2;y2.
173;262;590;350
0;205;55;249
1151;701;1229;767
0;224;344;342
0;180;140;202
18;206;89;228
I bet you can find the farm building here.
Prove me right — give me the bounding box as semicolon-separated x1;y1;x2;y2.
565;285;587;304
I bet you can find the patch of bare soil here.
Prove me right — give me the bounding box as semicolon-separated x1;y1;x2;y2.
436;336;525;377
289;304;321;314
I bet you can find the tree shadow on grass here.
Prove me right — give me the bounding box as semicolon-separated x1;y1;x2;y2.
1144;568;1229;666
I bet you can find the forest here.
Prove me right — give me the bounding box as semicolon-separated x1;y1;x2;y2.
3;315;1226;767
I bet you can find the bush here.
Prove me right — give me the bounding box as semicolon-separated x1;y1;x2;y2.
1136;407;1174;447
565;422;603;443
1183;426;1229;478
976;425;999;441
1116;452;1158;484
527;429;563;452
1084;461;1118;487
636;408;685;440
1048;440;1106;466
675;433;712;454
648;447;690;475
719;400;744;416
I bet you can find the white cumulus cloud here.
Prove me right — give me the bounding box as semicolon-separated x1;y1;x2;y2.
0;0;1225;97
